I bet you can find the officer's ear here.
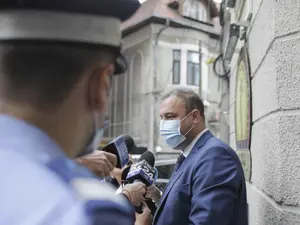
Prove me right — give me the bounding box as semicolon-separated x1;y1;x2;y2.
88;64;114;112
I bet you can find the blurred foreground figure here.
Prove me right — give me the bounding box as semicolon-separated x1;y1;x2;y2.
0;1;153;225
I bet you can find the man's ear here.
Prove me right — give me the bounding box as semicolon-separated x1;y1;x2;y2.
88;64;114;112
192;109;202;123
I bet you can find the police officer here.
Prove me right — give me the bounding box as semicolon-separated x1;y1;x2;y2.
0;1;151;225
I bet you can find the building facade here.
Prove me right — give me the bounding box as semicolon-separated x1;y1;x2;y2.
220;0;300;224
102;0;222;165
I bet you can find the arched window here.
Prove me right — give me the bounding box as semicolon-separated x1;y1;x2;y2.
182;0;208;22
183;1;191;16
197;1;207;21
191;1;198;18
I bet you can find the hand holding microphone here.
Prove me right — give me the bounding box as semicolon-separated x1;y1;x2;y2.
122;151;156;213
100;134;132;168
135;203;152;225
145;185;162;203
122;182;146;206
76;135;134;177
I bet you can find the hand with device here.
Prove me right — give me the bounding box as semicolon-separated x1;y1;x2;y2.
144;166;160;215
124;151;156;214
121;182;147;206
145;166;161;202
146;184;162;203
105;135;136;187
101;134;131;168
135;203;152;225
76;135;134;177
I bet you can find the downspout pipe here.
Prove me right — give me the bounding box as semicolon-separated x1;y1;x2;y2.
151;19;170;156
154;19;170;93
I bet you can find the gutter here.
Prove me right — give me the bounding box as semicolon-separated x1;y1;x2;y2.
151;18;170;156
122;16;220;39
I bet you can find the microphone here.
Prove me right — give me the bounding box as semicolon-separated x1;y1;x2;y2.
126;151;156;186
153;167;158;182
124;151;156;214
139;151;155;167
121;159;158;185
102;135;135;187
121;165;131;184
144;166;159;215
101;135;134;168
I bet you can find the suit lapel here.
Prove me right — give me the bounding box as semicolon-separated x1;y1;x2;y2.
153;151;194;223
153;168;184;223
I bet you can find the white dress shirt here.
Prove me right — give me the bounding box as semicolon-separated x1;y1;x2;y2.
182;128;209;157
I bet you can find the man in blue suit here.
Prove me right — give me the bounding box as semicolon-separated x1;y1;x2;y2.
155;88;248;225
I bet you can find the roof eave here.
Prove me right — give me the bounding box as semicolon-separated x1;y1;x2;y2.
122;16;220;40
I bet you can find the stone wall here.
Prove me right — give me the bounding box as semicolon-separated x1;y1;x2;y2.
228;0;300;224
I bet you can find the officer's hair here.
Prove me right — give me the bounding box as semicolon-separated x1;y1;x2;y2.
0;41;117;111
161;88;205;120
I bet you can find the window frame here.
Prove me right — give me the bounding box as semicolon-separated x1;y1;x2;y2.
186;50;200;86
182;0;208;22
172;49;181;85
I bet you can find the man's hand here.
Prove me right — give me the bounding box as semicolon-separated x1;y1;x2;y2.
75;150;117;177
122;182;146;206
146;185;162;202
135;203;152;225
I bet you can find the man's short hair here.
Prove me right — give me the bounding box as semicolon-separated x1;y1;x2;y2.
161;88;205;119
0;41;117;111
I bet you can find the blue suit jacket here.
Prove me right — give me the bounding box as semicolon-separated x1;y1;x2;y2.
153;131;248;225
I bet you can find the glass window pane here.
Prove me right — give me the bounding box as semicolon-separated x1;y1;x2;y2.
198;8;203;21
183;2;190;16
187;51;199;63
191;2;197;18
187;62;193;85
194;64;200;86
173;50;181;84
173;61;180;84
173;50;181;60
203;9;207;21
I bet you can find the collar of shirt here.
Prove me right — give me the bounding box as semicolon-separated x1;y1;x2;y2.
182;128;209;157
0;115;66;163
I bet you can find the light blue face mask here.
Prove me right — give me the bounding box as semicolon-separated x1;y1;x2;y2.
91;127;105;150
91;113;110;150
79;114;109;157
159;112;194;149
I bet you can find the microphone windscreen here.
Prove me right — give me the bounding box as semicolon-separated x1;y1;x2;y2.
103;136;129;168
139;151;155;167
122;135;135;154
